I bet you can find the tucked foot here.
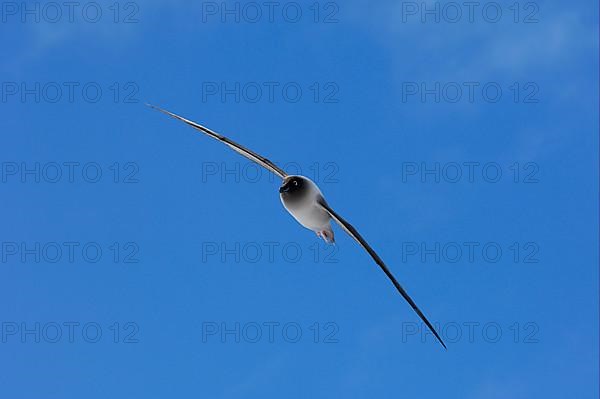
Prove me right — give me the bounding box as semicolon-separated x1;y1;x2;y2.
317;229;335;245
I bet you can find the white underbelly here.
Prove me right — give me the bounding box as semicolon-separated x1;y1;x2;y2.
279;176;331;232
284;201;330;231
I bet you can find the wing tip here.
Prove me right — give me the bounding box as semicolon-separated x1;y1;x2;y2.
423;320;447;350
146;103;182;121
439;338;448;350
146;103;167;113
430;325;447;350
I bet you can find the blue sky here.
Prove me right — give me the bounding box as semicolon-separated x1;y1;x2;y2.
1;0;598;398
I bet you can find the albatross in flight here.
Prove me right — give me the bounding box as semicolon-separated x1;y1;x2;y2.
148;104;446;349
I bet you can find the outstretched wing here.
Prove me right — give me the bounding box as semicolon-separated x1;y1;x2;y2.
318;198;447;349
148;104;288;179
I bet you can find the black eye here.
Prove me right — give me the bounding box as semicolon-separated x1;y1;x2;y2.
293;180;298;186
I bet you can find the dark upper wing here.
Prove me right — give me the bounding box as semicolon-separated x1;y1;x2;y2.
318;198;447;349
148;104;288;179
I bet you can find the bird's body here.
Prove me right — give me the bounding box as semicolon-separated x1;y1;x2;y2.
148;104;447;349
279;175;335;243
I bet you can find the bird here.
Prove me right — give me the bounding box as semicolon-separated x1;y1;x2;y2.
148;104;447;349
